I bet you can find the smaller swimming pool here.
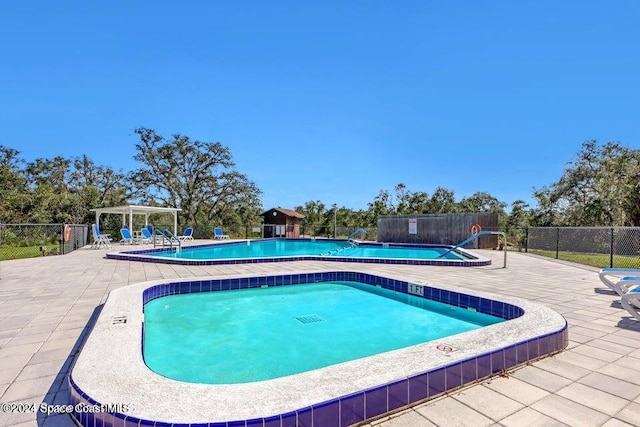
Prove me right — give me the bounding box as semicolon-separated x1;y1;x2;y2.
144;281;504;384
108;238;491;267
69;270;567;427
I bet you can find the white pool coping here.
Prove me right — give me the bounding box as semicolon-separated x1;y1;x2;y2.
106;239;494;267
70;269;566;424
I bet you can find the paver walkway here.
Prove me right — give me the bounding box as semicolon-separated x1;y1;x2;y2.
0;243;639;427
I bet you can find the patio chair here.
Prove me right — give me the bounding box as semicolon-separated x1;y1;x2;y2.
140;227;153;242
214;227;229;239
598;268;640;296
138;228;153;244
120;228;141;245
178;227;194;241
91;224;112;249
620;288;640;322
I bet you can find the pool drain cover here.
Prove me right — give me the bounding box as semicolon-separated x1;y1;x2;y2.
294;314;325;324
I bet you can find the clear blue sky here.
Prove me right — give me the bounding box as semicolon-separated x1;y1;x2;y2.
1;1;638;212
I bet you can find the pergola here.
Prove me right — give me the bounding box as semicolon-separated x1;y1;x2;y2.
90;205;182;235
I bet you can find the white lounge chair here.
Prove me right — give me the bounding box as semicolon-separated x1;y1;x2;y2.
598;268;640;296
214;227;229;239
621;289;640;322
178;227;194;241
140;228;153;243
91;224;112;249
119;228;142;245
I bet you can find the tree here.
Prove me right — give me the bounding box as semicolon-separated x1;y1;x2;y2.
506;200;531;246
426;187;458;213
533;140;640;226
459;191;507;214
129;127;262;228
0;146;27;223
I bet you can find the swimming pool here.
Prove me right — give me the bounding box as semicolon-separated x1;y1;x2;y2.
107;238;491;266
69;270;567;427
143;281;504;384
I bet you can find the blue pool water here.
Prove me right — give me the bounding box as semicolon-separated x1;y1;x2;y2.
151;239;467;261
143;281;503;384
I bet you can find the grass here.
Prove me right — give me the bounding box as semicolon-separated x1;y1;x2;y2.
528;250;640;269
0;245;50;260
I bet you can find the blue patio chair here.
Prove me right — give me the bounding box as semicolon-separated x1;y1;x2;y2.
91;224;112;249
214;227;229;239
178;227;194;241
598;268;640;296
621;287;640;322
120;228;141;245
139;228;153;244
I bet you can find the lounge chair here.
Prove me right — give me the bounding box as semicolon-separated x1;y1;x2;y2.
91;224;112;249
178;227;194;241
621;288;640;322
598;268;640;296
214;227;229;239
120;228;142;245
140;227;153;242
139;228;153;244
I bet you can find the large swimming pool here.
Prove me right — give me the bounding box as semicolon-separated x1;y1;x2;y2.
107;238;491;266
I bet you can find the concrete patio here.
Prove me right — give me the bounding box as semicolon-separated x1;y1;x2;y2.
1;243;639;427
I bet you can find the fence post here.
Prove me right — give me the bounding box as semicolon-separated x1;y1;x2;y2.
610;227;614;268
525;227;529;253
555;227;559;259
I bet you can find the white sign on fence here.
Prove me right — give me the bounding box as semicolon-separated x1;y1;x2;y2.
408;218;417;235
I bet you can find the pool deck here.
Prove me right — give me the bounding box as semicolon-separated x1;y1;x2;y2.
1;241;639;427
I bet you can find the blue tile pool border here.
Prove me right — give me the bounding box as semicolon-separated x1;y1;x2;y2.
105;238;492;267
69;271;568;427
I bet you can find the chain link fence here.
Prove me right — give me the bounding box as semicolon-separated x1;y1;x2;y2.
0;224;89;260
0;222;379;261
526;226;640;268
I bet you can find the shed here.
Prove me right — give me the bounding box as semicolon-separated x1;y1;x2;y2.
261;208;305;238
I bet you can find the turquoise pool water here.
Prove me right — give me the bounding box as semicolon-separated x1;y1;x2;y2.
143;281;503;384
151;239;466;261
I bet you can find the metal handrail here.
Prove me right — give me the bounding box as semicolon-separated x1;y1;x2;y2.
162;229;182;252
151;228;182;252
348;228;366;241
439;230;507;268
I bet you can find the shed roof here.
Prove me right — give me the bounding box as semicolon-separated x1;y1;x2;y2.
261;207;305;218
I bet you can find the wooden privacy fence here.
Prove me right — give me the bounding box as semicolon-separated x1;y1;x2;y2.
377;213;499;249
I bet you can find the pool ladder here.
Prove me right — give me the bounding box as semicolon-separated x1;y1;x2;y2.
439;230;507;268
347;228;366;244
319;229;365;256
153;228;182;252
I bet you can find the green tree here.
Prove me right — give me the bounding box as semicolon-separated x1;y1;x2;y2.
459;191;507;214
533;140;640;226
506;200;531;246
0;146;27;223
129;127;262;228
426;187;458;213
